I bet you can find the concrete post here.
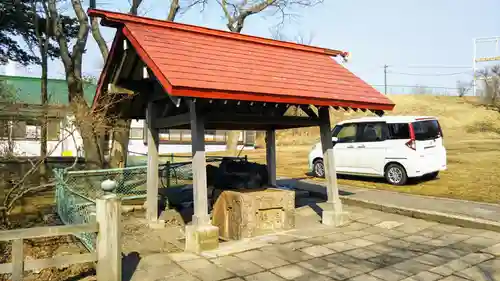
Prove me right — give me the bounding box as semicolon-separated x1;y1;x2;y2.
185;100;219;253
318;107;347;226
265;129;277;186
146;101;159;224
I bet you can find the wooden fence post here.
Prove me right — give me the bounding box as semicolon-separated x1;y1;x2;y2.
96;194;121;281
11;238;23;281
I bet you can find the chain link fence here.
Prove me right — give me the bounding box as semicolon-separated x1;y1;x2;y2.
54;155;245;251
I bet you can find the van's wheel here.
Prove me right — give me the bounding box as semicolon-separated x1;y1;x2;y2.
385;163;408;185
313;159;325;178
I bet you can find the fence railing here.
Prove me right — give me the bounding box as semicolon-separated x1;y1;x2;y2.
0;195;121;281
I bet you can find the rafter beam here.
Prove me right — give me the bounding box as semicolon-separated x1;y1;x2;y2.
206;113;321;127
107;84;134;95
153;112;190;129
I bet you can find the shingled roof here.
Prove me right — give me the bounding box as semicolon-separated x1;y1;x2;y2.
89;9;394;111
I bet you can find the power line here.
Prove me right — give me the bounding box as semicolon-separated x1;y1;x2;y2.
387;71;471;76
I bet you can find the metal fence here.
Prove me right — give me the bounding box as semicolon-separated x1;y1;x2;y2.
54;155;245;251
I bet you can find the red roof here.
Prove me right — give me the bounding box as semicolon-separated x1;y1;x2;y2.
89;9;394;111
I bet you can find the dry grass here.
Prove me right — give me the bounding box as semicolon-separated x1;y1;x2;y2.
232;95;500;203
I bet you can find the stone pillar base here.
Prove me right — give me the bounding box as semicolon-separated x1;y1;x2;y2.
185;224;219;253
322;210;349;227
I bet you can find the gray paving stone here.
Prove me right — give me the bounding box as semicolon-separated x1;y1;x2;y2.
260;245;314;263
368;254;406;267
223;278;245;281
437;233;470;244
364;226;393;235
381;230;409;238
429;248;468;259
400;271;442;281
236;250;290;269
343;248;380;260
391;260;433;275
462;236;499;248
343;230;371;238
178;258;234;281
365;243;397;254
386;248;420;259
347;274;383;281
395;224;430;234
417;229;448;239
300;245;335;257
344;238;375;248
319;264;363;280
412;254;449;267
298;258;338;273
324;241;358;252
384;239;413;249
305;236;341;245
271;264;312;280
481;242;500;256
429;259;471;276
401;235;431;244
210;256;264;276
420;239;454;247
364;234;392;243
449;241;487;253
169;252;201;262
369;267;411;281
427;224;461;233
136;253;179;271
454;259;500;280
435;275;470;281
473;230;500;240
281;241;314;250
153;272;201;281
293;272;334;281
459;252;494;265
323;253;380;273
244;271;285;281
341;222;371;231
322;233;355;242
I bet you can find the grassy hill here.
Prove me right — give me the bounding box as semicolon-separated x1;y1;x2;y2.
244;95;500;203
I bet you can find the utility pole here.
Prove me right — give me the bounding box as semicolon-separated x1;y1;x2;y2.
384;64;388;95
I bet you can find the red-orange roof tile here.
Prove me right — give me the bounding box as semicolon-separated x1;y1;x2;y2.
89;9;395;111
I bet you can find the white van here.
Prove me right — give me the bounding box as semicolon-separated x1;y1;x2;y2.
308;116;447;185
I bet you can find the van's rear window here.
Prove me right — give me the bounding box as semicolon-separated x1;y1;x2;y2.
387;123;410;139
412;120;441;141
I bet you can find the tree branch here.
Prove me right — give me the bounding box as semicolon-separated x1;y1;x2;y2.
69;0;90;79
47;0;73;72
167;0;180;21
90;17;109;61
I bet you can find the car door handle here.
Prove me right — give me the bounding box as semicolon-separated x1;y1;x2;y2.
347;145;354;148
357;145;365;148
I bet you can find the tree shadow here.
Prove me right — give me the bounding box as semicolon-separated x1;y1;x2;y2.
122;251;141;281
303;172;440;186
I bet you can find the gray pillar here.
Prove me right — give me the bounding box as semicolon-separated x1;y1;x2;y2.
318;107;346;226
189;101;210;226
185;100;219;253
146;102;159;223
266;129;277;186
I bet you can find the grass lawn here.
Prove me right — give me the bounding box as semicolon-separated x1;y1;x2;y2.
230;139;500;204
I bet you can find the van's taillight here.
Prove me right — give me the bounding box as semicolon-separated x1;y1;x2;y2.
406;122;416;150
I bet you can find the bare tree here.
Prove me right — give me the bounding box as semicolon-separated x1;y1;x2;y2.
219;0;323;153
476;66;500;110
456;80;471;98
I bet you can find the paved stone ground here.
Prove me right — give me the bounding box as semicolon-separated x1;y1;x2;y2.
125;201;500;281
280;179;500;224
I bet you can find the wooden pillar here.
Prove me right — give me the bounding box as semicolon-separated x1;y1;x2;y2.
146;101;159;223
318;107;345;226
189;101;209;226
96;194;122;281
265;129;277;186
11;238;23;281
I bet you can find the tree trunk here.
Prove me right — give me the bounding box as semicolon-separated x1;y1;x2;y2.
39;53;48;183
109;119;131;168
226;131;240;155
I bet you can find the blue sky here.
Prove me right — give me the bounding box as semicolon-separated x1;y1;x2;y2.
4;0;500;94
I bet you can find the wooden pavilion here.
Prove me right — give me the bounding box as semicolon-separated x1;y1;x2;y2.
88;9;395;252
